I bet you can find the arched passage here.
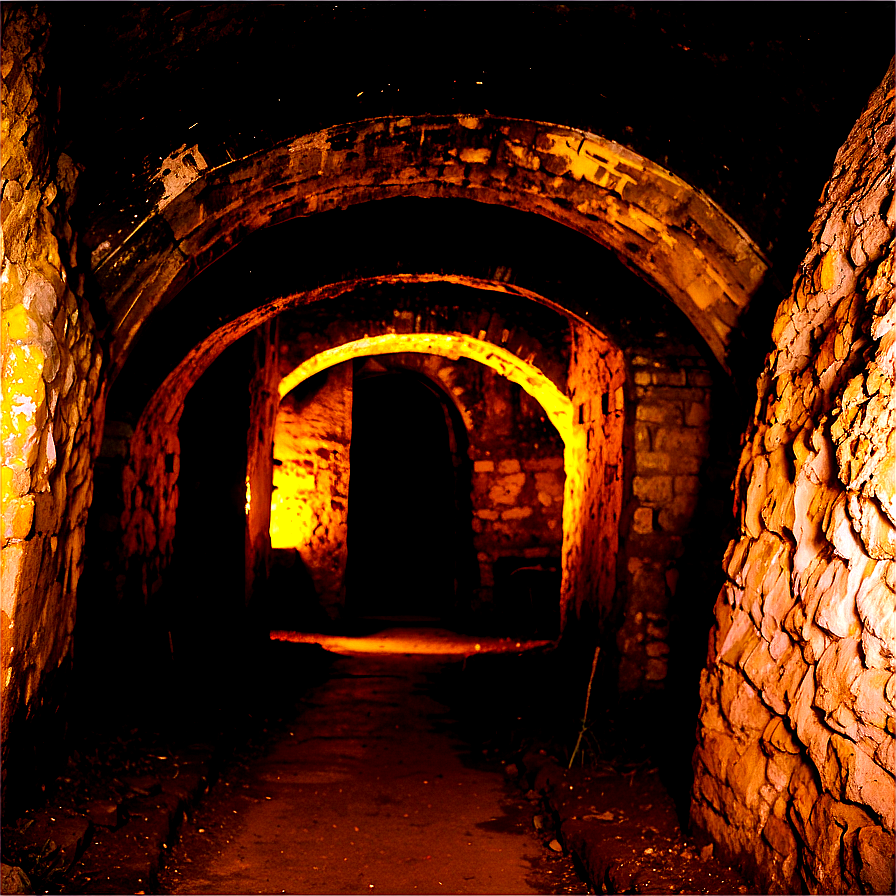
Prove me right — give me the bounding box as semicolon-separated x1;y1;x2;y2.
91;116;769;381
345;371;459;620
277;333;576;440
267;330;614;630
117;274;624;609
101;209;702;688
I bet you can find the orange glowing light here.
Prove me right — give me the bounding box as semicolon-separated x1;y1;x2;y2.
269;477;319;550
272;333;593;614
270;627;554;656
277;333;575;443
245;475;251;516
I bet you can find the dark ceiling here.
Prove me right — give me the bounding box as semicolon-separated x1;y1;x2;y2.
37;1;894;279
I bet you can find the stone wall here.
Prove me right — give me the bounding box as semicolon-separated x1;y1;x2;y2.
109;279;715;667
270;343;567;628
1;6;101;796
275;294;576;622
617;346;715;691
86;114;769;383
691;64;895;894
463;361;565;619
271;362;353;618
563;322;626;631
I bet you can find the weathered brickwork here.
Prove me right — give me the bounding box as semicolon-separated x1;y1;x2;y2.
272;338;566;624
563;323;626;629
618;348;715;690
85;116;768;380
1;7;101;791
463;364;566;614
691;65;895;894
272;362;353;617
104;280;712;675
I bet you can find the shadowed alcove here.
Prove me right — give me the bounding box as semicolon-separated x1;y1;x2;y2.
345;369;459;621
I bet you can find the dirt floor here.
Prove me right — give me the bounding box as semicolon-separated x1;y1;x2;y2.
157;651;585;895
1;626;755;895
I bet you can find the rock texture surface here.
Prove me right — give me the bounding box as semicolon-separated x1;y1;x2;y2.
1;6;101;792
691;63;895;894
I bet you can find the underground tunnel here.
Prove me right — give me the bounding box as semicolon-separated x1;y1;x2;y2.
1;4;894;894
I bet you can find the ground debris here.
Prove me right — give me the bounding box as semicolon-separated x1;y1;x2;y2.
522;756;755;895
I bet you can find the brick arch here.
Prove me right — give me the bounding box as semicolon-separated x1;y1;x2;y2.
270;333;608;627
276;333;576;443
94;115;769;379
273;340;575;622
121;279;625;629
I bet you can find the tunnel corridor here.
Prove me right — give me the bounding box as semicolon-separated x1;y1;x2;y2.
156;649;586;896
346;372;458;621
2;6;894;894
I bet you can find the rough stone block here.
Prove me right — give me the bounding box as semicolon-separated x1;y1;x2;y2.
726;742;768;811
635;402;682;425
633;475;673;505
856;570;895;651
842;739;895;830
488;472;525;504
685;400;711;427
762;813;797;857
645;657;668;680
654;425;708;456
652;370;687;387
857;825;896;894
632;507;653;534
522;456;563;472
533;471;563;496
850;668;893;732
500;506;532;521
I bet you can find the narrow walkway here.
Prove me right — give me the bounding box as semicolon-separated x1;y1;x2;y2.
158;647;583;895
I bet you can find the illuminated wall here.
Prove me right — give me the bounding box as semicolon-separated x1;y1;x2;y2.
690;66;895;893
272;331;617;628
270;362;352;618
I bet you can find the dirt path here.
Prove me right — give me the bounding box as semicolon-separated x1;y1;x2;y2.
158;652;586;895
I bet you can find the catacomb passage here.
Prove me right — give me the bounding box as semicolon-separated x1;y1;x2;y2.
1;5;894;895
345;371;459;620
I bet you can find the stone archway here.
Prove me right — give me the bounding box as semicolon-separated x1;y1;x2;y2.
271;332;588;627
343;370;461;621
122;301;624;635
90;116;769;380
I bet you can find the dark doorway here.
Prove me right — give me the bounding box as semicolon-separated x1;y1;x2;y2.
346;372;457;619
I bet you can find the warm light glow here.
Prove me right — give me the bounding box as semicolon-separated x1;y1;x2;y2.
272;333;592;611
245;475;251;516
269;478;320;550
277;333;575;443
270;627;553;656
